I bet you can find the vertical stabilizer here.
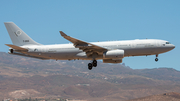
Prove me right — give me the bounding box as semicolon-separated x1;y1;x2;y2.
4;22;40;46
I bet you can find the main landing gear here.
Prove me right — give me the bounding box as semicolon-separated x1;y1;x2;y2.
155;54;158;62
88;60;97;70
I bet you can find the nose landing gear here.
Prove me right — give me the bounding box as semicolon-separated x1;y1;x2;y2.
155;58;158;62
88;60;97;70
155;54;158;62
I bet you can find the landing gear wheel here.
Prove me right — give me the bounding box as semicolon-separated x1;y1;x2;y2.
88;63;93;70
92;60;97;67
155;58;158;62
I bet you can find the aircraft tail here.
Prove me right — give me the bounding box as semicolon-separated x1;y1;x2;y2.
4;22;40;46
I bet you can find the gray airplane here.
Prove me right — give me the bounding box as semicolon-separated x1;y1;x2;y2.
4;22;175;70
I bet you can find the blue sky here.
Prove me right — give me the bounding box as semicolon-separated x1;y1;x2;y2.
0;0;179;70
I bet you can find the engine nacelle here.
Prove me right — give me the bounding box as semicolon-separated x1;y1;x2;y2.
103;50;124;59
103;59;122;63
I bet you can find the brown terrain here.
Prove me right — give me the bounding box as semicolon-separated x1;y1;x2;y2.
0;52;179;101
127;92;180;101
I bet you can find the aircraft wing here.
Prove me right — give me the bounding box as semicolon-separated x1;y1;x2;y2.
60;31;107;56
5;44;28;51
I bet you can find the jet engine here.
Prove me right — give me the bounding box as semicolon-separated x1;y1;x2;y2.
103;50;124;59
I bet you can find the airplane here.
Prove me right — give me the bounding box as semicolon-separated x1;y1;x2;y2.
4;22;175;70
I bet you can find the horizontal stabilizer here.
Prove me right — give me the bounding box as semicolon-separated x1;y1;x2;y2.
9;52;48;60
5;44;28;51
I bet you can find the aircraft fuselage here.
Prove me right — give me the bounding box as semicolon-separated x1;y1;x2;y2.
21;39;175;60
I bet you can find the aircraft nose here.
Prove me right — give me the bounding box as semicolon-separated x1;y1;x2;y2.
171;44;175;49
168;44;175;50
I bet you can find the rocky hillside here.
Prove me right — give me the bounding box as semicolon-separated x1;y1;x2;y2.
0;52;179;101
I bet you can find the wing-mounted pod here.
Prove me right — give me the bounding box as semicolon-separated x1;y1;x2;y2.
103;49;124;63
103;49;124;59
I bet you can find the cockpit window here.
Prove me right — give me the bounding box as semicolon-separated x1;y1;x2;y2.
166;42;171;44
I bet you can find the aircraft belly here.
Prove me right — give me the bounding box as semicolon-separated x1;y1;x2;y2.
154;47;172;54
45;49;81;60
125;47;155;56
25;51;79;60
55;52;77;60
